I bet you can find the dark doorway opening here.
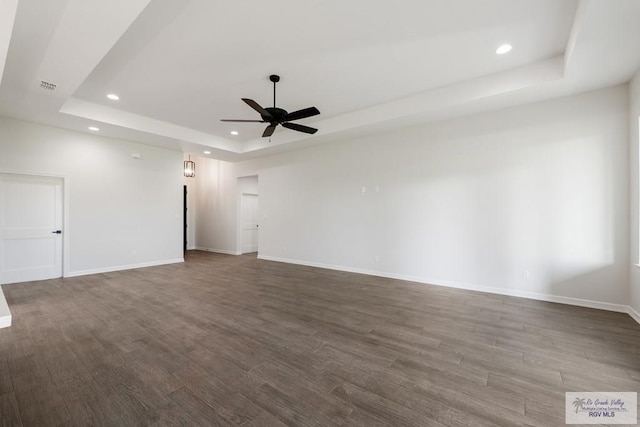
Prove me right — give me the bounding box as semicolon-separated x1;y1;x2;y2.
183;185;187;256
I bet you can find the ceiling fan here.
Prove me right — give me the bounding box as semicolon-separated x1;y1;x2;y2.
221;75;320;138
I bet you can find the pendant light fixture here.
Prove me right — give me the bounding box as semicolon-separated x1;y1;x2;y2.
184;155;195;177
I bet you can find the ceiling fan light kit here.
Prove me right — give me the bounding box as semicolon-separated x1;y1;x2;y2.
221;75;320;138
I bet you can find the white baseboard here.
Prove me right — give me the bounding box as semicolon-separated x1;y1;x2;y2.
195;247;241;256
4;254;637;329
65;258;184;278
258;255;635;319
0;286;12;328
629;306;640;325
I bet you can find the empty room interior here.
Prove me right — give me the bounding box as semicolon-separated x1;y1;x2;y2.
2;0;640;425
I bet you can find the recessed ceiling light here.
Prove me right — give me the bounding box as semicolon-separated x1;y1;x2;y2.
107;93;120;100
203;151;211;155
88;126;99;131
496;44;512;55
230;131;239;135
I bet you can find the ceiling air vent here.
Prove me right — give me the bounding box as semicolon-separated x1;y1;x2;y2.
40;80;57;91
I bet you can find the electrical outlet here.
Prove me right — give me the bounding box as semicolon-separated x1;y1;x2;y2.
522;270;530;280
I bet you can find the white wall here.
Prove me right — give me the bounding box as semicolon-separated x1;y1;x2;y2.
629;70;640;321
0;116;184;276
196;85;631;309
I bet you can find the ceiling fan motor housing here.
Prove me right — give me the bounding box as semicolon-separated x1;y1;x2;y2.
263;107;288;123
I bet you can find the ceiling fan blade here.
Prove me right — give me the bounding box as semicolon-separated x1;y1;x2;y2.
282;106;320;122
242;98;272;119
282;122;318;134
220;119;264;122
262;124;277;137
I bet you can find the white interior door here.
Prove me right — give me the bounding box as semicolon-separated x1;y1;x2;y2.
0;174;63;284
241;193;258;254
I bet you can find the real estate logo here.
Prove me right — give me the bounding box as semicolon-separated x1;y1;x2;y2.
566;392;637;424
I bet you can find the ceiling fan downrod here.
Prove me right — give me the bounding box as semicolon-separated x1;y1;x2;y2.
270;74;279;108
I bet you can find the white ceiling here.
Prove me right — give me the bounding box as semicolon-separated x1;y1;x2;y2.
1;0;639;161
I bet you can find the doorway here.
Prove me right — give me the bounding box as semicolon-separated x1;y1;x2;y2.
0;173;64;284
183;185;187;256
241;193;259;253
237;175;259;255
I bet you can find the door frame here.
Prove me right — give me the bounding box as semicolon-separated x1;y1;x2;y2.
0;170;70;279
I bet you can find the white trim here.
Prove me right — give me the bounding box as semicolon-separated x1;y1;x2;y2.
629;306;640;325
194;247;241;256
65;258;184;278
63;177;70;278
258;255;633;316
0;286;11;328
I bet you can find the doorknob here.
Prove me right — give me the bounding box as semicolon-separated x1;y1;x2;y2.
52;230;62;234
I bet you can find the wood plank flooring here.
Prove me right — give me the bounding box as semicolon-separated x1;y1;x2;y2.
1;251;639;426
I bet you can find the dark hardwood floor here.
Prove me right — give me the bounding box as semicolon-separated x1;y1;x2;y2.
1;251;639;426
